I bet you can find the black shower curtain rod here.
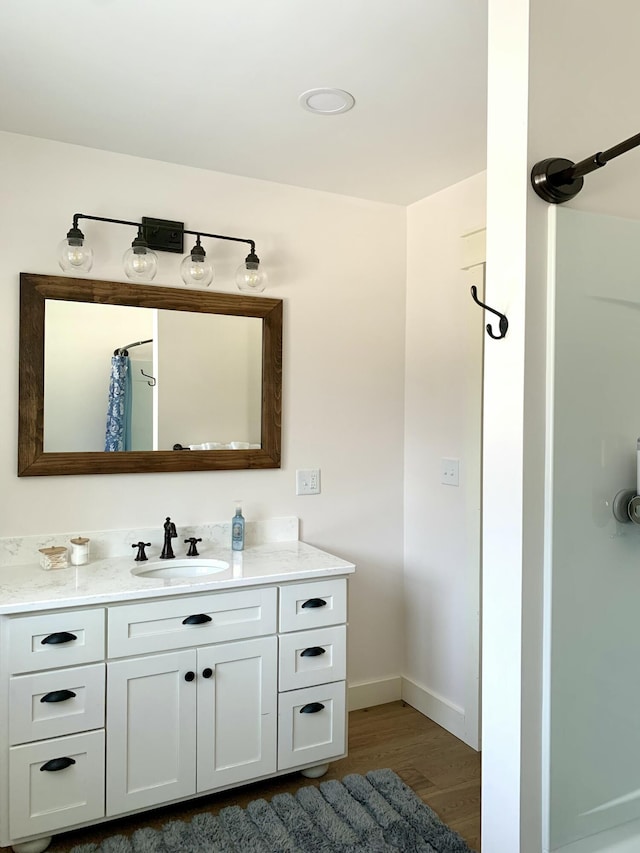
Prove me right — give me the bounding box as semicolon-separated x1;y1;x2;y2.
531;130;640;203
113;339;153;356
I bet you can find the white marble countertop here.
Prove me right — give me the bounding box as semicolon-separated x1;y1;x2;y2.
0;541;355;614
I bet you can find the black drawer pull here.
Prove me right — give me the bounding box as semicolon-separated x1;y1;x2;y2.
301;598;327;609
300;647;326;658
40;757;76;772
202;668;213;679
184;671;196;682
40;689;77;704
300;702;325;714
182;614;212;626
41;631;77;645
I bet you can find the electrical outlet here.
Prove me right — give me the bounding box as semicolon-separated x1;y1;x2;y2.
440;458;460;486
296;468;321;495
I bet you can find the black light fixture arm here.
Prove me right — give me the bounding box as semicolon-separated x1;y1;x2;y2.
531;130;640;203
71;213;256;253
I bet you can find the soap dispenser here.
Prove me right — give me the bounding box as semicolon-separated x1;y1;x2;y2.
231;501;245;551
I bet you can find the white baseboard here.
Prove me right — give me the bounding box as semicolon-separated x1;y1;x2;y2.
347;675;475;749
400;676;466;742
348;677;402;711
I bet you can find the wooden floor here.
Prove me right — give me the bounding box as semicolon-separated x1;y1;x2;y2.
49;701;481;852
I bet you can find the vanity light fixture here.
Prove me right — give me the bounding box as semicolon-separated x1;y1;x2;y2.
58;213;268;292
57;223;93;272
123;227;158;282
180;235;214;287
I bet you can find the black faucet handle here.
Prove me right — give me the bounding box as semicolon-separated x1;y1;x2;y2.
132;542;151;562
185;537;202;557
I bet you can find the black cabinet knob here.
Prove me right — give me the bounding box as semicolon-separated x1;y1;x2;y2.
301;598;327;609
40;757;76;772
182;614;212;625
41;631;77;645
202;668;213;679
40;689;77;703
184;671;196;682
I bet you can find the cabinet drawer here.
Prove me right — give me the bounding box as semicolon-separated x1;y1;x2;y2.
108;587;277;658
9;663;105;745
8;609;105;674
278;626;346;692
277;681;346;771
279;578;347;633
9;730;105;840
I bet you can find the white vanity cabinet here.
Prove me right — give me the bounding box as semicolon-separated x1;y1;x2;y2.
106;639;278;814
4;609;107;844
276;578;348;771
0;568;350;853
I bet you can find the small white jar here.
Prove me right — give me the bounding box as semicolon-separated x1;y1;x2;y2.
69;537;90;566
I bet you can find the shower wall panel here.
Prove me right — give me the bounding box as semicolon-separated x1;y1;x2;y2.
547;207;640;849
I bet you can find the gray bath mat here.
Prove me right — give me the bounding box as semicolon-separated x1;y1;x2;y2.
67;769;474;852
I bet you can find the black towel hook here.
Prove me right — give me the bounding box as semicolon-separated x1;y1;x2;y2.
470;285;508;340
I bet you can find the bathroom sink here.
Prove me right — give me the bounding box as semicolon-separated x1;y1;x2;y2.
131;558;230;580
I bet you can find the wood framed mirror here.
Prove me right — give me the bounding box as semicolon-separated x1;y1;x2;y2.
18;273;282;476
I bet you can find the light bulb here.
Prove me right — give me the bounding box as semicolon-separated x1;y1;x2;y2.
236;250;266;293
57;226;93;272
123;229;158;281
180;239;213;287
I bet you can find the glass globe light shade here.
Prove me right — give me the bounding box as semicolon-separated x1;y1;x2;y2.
180;242;213;287
236;252;267;293
57;227;93;272
123;245;158;281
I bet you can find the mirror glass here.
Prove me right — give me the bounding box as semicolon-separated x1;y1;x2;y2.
43;301;263;452
19;274;282;476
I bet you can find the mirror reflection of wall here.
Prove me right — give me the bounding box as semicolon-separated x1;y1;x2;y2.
43;301;263;453
44;302;153;452
157;311;262;450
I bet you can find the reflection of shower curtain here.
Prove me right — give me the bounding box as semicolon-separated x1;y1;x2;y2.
105;355;132;451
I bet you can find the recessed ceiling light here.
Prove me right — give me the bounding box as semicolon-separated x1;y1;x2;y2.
299;88;355;115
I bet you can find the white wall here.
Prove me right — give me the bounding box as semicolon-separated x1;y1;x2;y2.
0;130;406;688
404;172;486;746
484;1;640;851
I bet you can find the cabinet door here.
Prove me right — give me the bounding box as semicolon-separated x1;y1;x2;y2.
279;579;347;633
277;681;346;771
196;636;277;791
106;650;197;816
9;730;104;840
278;625;346;692
10;663;105;745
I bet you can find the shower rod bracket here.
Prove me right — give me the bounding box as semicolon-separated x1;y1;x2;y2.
531;130;640;204
530;157;584;204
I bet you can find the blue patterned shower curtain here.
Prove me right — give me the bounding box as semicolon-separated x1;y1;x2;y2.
104;354;132;451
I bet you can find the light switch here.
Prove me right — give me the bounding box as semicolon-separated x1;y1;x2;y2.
296;469;321;495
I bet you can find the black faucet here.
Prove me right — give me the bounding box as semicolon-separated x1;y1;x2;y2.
185;537;202;557
160;517;177;559
132;541;151;562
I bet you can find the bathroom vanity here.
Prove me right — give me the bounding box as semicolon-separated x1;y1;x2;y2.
0;540;354;853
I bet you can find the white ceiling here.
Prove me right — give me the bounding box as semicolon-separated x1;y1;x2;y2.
0;0;487;206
